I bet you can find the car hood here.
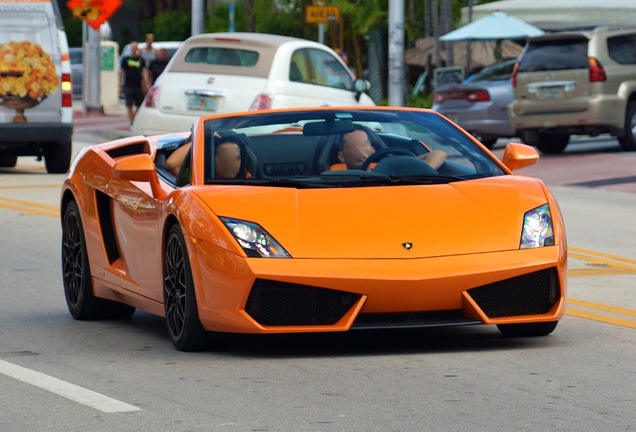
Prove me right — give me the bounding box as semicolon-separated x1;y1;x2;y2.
192;176;549;259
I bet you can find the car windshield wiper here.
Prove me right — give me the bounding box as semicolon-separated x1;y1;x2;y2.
380;175;464;184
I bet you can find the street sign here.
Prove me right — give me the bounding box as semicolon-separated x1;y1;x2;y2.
66;0;122;31
305;5;340;23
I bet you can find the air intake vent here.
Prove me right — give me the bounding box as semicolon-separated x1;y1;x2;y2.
245;279;360;326
105;142;148;159
466;268;559;318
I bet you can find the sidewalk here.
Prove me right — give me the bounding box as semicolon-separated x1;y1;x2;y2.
72;99;135;143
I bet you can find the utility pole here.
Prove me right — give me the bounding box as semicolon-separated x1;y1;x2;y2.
192;0;204;36
388;0;405;106
84;22;103;115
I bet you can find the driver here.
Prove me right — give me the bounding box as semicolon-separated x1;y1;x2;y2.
335;127;446;171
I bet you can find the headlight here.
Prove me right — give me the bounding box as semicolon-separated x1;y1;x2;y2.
520;204;555;249
220;217;290;258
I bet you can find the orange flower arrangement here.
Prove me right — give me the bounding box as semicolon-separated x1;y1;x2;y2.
0;40;59;101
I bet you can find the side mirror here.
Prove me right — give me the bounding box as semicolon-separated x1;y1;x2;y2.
501;142;539;171
113;153;167;199
353;78;371;101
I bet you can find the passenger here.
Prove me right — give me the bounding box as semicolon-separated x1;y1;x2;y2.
165;132;250;179
336;127;446;170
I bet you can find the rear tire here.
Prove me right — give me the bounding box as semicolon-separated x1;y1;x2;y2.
497;321;558;337
164;224;209;351
45;140;72;174
535;133;569;154
618;101;636;151
62;201;135;320
0;155;18;168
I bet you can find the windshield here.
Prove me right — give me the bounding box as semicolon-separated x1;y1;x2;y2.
201;109;506;187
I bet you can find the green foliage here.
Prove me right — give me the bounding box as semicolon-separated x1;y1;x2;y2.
63;17;83;47
406;92;433;109
146;10;191;42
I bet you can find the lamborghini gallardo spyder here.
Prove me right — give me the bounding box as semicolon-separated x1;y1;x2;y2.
60;107;567;351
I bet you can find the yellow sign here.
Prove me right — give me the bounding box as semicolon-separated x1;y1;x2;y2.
305;5;340;23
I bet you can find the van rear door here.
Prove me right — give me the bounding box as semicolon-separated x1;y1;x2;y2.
0;2;62;123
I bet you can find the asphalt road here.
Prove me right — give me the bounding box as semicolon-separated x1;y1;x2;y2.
0;126;634;431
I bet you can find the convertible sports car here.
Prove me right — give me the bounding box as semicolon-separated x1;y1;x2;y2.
60;106;567;351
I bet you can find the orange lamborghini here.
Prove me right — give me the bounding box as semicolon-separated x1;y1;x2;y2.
60;107;567;351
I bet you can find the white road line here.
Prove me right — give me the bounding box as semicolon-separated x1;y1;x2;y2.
0;360;140;413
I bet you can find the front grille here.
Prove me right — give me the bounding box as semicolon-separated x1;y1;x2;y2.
466;268;559;318
352;311;479;329
245;279;360;326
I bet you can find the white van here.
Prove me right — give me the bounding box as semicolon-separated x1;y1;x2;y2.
0;0;73;173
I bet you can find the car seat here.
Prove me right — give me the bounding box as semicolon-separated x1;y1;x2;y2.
314;124;387;172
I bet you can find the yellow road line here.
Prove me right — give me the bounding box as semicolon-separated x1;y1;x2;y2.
568;298;636;318
0;184;61;190
0;197;59;218
570;246;636;265
566;307;636;329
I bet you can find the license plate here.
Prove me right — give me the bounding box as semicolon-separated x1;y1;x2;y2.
541;87;563;99
187;95;217;111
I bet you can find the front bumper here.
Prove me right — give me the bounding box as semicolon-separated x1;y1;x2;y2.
189;243;567;334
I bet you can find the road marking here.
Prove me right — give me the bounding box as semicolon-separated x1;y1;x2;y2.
0;196;59;218
566;306;636;329
569;246;636;277
0;359;140;413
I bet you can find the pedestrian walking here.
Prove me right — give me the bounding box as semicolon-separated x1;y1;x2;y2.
119;41;147;125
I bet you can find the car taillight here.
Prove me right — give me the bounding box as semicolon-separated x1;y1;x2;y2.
589;57;606;82
511;62;519;88
433;90;490;104
145;86;159;107
61;73;72;107
249;93;272;111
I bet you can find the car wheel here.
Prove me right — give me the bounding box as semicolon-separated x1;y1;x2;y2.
497;321;558;337
45;140;72;174
164;224;208;351
479;137;498;149
62;201;135;320
535;134;569;154
618;101;636;151
0;155;18;168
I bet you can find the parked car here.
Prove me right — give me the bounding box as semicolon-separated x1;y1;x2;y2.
0;0;73;174
61;106;566;351
510;25;636;153
70;47;83;99
131;32;374;135
432;59;517;148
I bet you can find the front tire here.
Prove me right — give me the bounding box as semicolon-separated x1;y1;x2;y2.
497;321;558;337
618;101;636;151
163;224;208;351
62;201;135;320
535;134;569;154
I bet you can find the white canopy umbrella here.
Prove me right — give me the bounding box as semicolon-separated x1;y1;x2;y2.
440;11;545;41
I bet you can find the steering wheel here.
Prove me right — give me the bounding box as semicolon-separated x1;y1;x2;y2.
359;147;416;171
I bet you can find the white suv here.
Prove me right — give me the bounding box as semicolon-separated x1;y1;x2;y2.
132;32;374;135
510;25;636;153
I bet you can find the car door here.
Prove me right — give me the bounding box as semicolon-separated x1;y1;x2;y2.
279;48;366;107
109;178;163;302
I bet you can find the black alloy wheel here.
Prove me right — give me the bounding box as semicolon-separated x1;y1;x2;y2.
62;201;135;320
618;101;636;151
163;224;208;351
